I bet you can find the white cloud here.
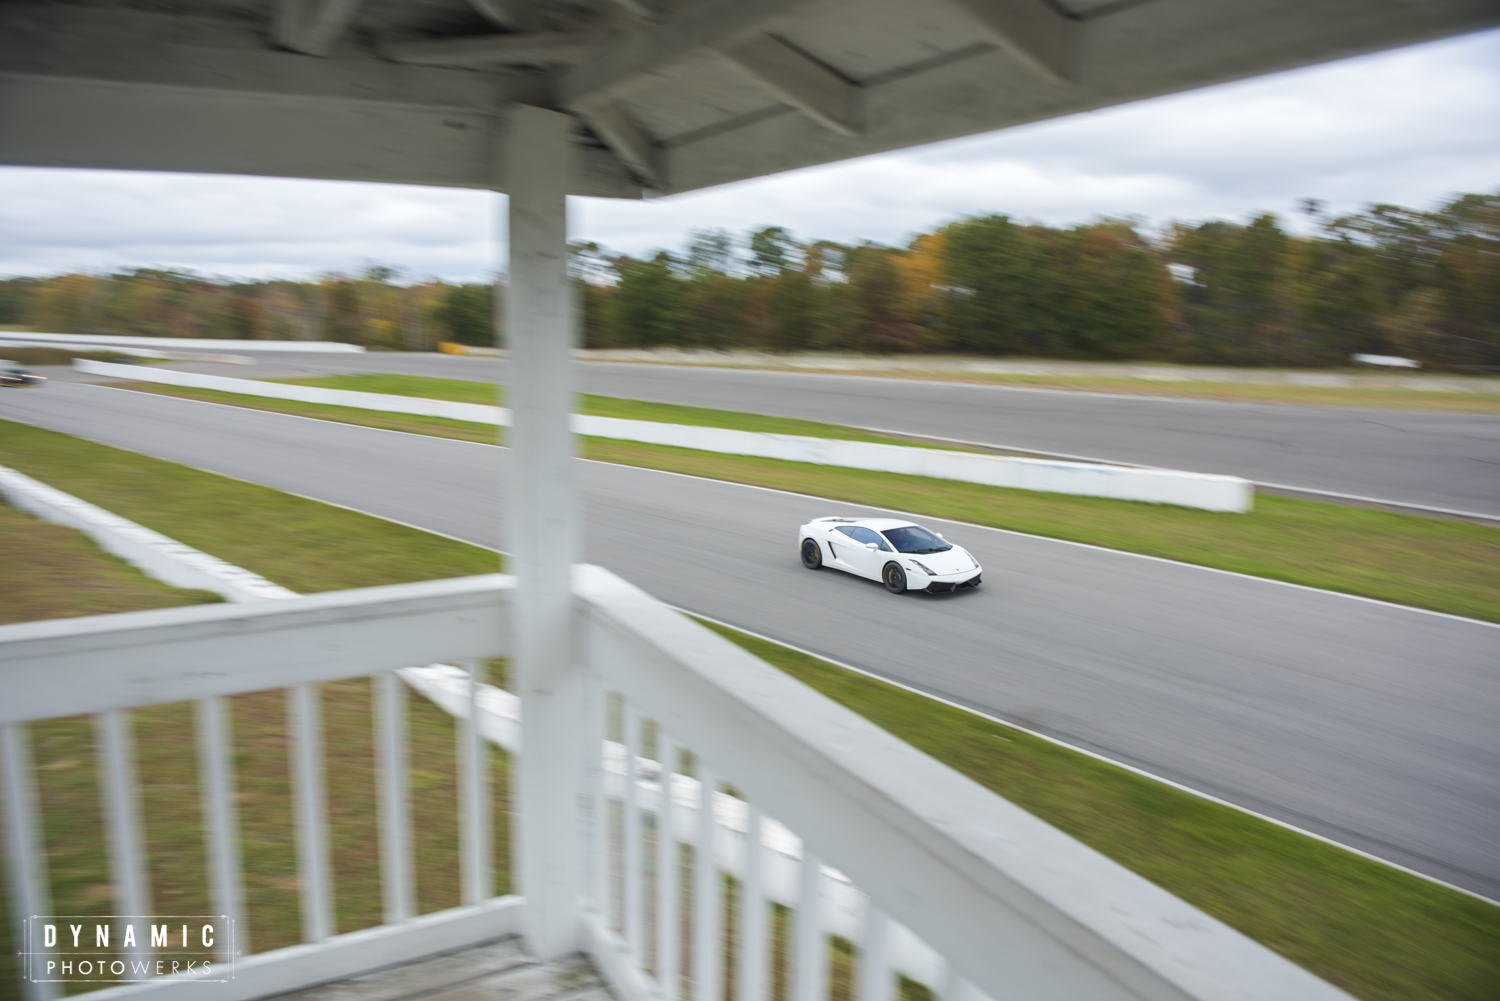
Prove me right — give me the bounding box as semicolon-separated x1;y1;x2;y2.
2;27;1496;282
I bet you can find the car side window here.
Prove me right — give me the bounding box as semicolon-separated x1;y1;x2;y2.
835;526;860;539
848;527;890;550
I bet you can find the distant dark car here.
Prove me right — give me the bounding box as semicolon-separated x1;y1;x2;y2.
0;366;45;387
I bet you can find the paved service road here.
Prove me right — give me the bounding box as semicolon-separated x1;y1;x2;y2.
5;382;1497;900
162;351;1500;519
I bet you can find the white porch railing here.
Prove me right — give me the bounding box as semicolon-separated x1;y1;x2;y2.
1;568;1352;1001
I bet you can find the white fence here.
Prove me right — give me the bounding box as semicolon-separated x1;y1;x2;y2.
74;360;1252;512
1;568;1352;1001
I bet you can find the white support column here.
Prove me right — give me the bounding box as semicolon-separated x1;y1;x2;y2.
507;102;585;961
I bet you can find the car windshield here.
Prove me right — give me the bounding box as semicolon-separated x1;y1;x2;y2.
881;525;951;554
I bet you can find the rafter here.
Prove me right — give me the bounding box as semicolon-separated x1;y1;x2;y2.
274;0;367;57
466;0;541;33
386;32;600;68
577;101;663;191
719;34;860;137
944;0;1080;84
561;0;806;107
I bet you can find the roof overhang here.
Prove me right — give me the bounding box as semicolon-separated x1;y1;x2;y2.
1;0;1495;198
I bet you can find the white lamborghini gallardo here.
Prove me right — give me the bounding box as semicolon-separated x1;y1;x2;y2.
798;516;982;594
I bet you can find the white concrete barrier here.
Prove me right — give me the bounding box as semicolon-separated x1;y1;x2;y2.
11;331;364;353
77;359;1253;512
0;464;296;602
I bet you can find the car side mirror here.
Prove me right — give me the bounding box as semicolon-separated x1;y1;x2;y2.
865;542;879;550
936;533;945;539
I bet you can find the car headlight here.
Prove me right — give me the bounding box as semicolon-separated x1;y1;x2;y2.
908;560;937;575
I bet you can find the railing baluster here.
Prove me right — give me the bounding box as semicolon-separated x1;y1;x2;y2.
287;684;334;942
196;695;248;959
693;765;722;1001
623;706;644;955
96;709;152;967
793;849;824;1001
858;908;892;1001
2;723;59;1001
657;735;681;999
458;661;492;905
740;806;770;1001
590;688;611;923
374;672;414;922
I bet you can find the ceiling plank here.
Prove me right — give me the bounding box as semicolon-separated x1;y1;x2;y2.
560;0;807;107
466;0;542;33
386;31;600;67
944;0;1081;84
719;34;860;137
577;101;663;191
274;0;367;57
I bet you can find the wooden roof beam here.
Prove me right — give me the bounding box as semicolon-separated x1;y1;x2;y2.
719;33;861;137
386;31;600;67
274;0;367;57
945;0;1081;85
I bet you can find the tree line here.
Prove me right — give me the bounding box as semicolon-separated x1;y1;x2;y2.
2;192;1494;369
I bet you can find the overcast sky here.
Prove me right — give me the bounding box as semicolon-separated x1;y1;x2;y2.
2;26;1497;284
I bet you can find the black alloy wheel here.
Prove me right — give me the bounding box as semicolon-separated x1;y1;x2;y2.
883;562;907;593
800;538;823;569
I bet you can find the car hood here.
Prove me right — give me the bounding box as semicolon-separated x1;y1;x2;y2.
902;547;977;574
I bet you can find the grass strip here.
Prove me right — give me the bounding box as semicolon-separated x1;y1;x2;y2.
0;418;498;593
0;499;221;624
273;373;967;448
107;383;1500;622
693;616;1500;1001
598;362;1500;413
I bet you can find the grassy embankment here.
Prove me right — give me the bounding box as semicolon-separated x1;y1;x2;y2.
118;373;1500;623
0;499;220;624
0;418;1496;1001
605;361;1500;413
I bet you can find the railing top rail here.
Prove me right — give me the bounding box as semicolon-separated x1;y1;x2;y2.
575;564;1353;1001
0;575;513;724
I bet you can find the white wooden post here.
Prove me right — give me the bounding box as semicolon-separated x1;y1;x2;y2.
507;102;586;960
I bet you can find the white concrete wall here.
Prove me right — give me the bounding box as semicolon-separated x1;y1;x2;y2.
77;359;1252;512
14;331;364;353
0;464;296;602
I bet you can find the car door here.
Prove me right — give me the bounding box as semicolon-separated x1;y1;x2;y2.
837;526;891;580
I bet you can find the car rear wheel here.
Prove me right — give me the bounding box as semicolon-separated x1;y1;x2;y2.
883;563;907;593
800;538;823;569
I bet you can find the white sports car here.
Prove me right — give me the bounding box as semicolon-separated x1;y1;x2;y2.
798;516;983;594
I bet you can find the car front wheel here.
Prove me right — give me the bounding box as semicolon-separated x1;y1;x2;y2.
882;563;907;593
800;538;823;569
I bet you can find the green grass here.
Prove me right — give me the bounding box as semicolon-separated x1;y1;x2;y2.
0;418;498;593
110;382;1500;622
0;499;220;624
615;362;1500;413
694;617;1500;1001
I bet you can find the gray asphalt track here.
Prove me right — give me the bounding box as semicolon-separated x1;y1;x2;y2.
4;381;1497;900
155;351;1500;518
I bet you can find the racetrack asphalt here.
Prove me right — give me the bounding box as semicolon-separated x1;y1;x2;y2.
4;380;1497;899
137;350;1500;519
